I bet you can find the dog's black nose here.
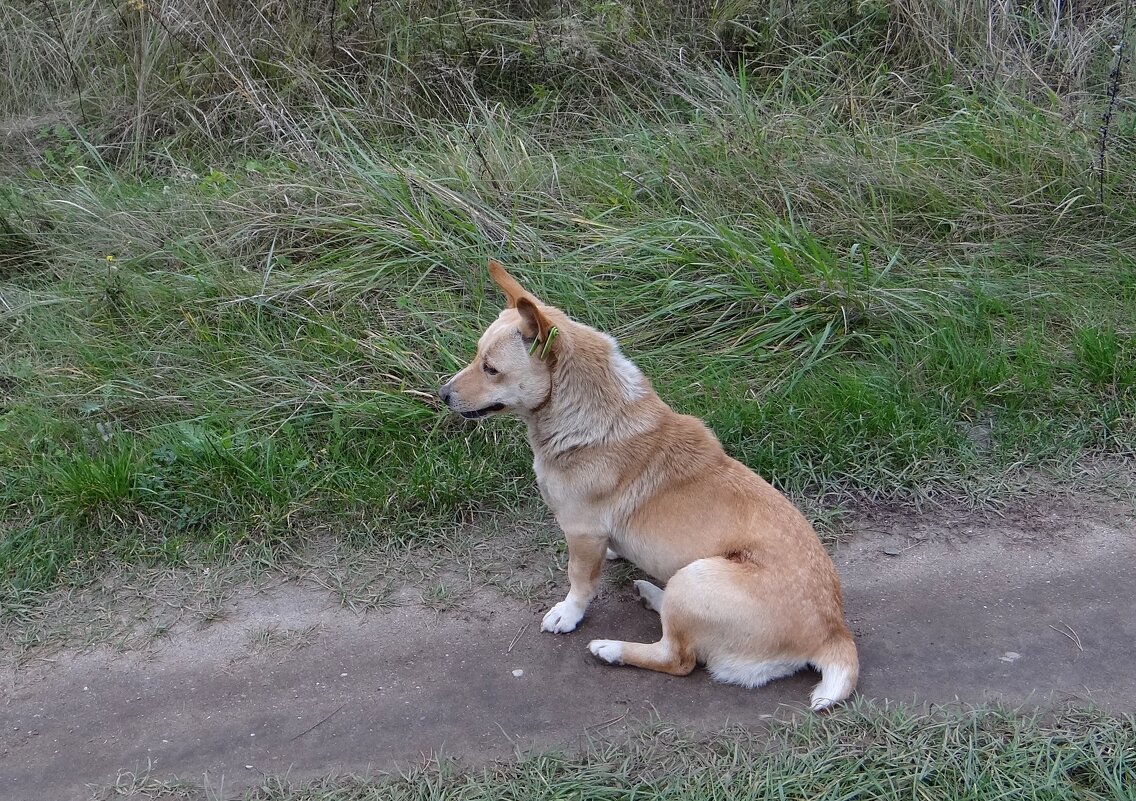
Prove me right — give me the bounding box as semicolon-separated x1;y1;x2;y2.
439;382;453;406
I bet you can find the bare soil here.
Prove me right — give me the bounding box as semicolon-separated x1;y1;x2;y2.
2;495;1134;801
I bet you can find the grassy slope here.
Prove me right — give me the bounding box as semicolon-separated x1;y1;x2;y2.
1;2;1134;599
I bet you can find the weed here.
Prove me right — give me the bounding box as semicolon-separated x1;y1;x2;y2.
245;622;321;655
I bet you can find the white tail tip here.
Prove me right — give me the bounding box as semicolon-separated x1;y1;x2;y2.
810;662;855;710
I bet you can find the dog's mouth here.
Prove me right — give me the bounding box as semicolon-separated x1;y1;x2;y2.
460;403;506;420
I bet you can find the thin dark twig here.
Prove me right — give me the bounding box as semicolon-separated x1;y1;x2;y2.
39;0;87;124
326;0;338;55
465;118;505;197
1098;1;1132;204
289;702;346;741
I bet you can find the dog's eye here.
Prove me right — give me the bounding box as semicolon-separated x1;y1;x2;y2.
483;362;499;377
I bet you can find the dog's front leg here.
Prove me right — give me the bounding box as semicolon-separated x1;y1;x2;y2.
542;533;607;633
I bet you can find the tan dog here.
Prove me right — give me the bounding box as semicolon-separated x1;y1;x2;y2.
440;261;858;709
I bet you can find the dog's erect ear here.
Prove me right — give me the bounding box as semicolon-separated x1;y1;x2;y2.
488;259;533;309
516;296;556;354
489;260;556;356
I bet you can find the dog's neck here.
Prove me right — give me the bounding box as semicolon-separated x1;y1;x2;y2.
522;326;661;459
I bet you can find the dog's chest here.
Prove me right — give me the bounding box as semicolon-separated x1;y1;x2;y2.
534;453;687;582
606;532;687;582
532;453;616;528
533;457;583;513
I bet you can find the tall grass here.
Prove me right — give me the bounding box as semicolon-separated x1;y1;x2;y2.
1;0;1134;599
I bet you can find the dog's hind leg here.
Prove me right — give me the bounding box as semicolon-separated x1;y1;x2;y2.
589;574;694;674
633;579;664;613
589;580;668;663
590;557;775;677
589;634;696;676
592;556;857;708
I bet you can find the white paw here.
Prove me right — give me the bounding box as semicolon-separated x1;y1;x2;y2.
589;639;623;664
541;600;584;633
633;579;664;612
605;548;621;561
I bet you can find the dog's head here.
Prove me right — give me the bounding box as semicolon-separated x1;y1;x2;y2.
439;260;561;420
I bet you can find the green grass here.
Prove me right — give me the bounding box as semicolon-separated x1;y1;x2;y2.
101;701;1136;800
2;0;1135;603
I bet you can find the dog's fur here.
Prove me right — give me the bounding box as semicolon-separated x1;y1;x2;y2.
440;261;858;709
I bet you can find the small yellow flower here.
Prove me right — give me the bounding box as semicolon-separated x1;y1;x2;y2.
105;255;115;262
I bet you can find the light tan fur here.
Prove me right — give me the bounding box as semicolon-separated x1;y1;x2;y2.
440;260;859;709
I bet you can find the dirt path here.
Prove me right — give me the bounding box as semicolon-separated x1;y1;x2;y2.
3;500;1135;800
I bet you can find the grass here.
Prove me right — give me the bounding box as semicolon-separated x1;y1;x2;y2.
244;622;322;656
1;1;1135;604
96;701;1136;800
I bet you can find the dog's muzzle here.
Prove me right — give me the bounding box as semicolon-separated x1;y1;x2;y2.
458;403;505;419
439;381;504;419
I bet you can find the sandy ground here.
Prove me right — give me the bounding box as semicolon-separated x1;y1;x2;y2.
2;497;1134;800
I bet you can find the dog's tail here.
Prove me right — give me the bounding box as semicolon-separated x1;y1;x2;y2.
810;634;859;711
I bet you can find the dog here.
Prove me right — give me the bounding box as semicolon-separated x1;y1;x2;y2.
440;260;858;710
